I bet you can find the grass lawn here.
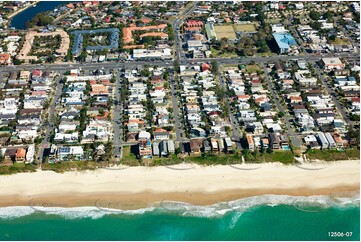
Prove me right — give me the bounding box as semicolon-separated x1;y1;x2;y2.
233;24;256;32
153;154;183;166
121;146;139;166
256;52;273;57
214;25;237;39
187;153;242;165
262;151;295;164
42;161;101;173
0;164;36;175
306;149;358;161
344;148;360;159
244;151;295;165
138;153;243;166
210;46;238;58
265;19;282;24
168;16;176;23
220;64;239;72
246;64;261;73
329;38;351;45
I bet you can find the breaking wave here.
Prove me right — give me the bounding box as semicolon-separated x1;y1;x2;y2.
0;192;358;220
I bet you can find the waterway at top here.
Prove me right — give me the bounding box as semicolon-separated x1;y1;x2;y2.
9;1;70;30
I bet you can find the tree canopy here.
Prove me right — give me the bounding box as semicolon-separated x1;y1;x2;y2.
26;13;54;28
309;10;321;21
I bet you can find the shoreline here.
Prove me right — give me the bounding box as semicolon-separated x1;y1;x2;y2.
6;1;40;24
0;160;359;209
0;187;359;210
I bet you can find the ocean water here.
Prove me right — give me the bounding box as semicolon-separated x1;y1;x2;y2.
0;194;359;241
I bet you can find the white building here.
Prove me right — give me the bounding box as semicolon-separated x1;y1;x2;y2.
271;24;287;33
26;145;35;164
133;48;172;60
57;146;84;161
351;2;360;12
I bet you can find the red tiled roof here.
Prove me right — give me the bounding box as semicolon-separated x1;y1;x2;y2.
0;53;10;61
351;97;360;102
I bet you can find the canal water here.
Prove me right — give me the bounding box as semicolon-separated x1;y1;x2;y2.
9;1;70;29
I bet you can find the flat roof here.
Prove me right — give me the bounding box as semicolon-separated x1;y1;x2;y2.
321;57;343;65
272;33;297;49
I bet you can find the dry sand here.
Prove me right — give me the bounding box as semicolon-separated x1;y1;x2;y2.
0;160;359;208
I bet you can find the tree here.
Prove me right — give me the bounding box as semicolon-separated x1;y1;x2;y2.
293;18;301;25
347;125;360;147
211;60;219;75
258;40;270;53
310;21;322;31
256;12;265;24
0;149;4;163
158;7;167;14
278;112;285;118
225;126;232;134
350;114;360;121
243;48;255;56
78;50;87;63
309;10;321;21
47;55;56;63
163;81;169;89
329;35;337;41
13;58;22;65
174;60;180;73
111;75;116;83
163;71;169;80
27;13;54;28
353;12;360;23
323;11;334;21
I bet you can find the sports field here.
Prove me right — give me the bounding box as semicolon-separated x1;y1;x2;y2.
233;24;257;32
214;25;237;39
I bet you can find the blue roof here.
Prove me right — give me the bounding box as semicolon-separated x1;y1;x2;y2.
272;33;297;50
71;28;120;56
348;76;356;82
335;77;348;82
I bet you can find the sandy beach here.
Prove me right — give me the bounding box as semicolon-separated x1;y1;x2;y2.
0;160;359;208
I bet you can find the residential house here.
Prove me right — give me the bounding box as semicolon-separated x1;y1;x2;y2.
190;138;203;154
57;146;84;161
153;128;170;140
247;134;255;151
317;132;329;149
15;148;26;163
268;133;280;150
325;132;337;149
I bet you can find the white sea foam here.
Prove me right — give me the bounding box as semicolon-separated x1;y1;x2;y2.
0;206;35;219
0;193;359;220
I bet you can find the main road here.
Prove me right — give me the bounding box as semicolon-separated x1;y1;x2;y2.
2;52;359;73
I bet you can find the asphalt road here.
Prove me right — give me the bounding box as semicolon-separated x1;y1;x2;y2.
217;73;243;150
262;64;302;148
2;52;358;73
312;61;351;124
1;21;358;162
112;70;123;160
37;73;63;164
169;68;188;142
171;2;198;62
